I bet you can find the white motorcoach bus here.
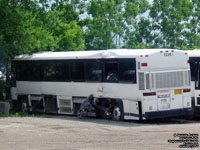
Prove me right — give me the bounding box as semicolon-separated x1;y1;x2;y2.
11;49;192;120
186;50;200;117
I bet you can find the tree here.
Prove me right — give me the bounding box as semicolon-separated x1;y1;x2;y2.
51;0;85;51
84;0;123;50
84;0;149;50
0;0;58;58
0;0;85;98
182;0;200;49
149;0;193;49
123;17;153;49
51;0;79;23
54;21;84;51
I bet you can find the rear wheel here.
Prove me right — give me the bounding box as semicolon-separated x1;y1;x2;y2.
111;104;123;121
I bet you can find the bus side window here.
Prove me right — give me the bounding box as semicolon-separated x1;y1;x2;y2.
85;60;102;82
119;60;136;83
16;61;40;81
43;62;57;81
105;62;118;82
54;62;67;81
42;61;66;81
197;62;200;88
70;61;85;81
190;61;195;81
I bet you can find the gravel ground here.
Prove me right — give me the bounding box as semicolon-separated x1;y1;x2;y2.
0;115;199;150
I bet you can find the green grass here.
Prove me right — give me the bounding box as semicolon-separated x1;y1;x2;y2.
9;111;35;117
0;114;6;117
0;110;51;118
8;111;49;118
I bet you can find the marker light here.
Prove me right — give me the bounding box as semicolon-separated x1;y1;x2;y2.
183;89;191;93
143;92;156;96
141;63;148;67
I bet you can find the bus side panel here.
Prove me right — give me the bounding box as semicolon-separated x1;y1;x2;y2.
123;100;140;120
16;81;102;98
142;97;158;114
17;81;41;95
101;83;139;100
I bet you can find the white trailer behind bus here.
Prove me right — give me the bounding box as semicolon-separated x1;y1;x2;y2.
11;49;192;120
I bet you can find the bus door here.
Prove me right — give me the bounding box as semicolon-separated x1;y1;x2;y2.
195;61;200;90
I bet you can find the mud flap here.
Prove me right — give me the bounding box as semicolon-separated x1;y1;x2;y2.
138;101;143;120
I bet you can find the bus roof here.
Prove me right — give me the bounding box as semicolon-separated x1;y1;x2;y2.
187;49;200;57
14;49;180;60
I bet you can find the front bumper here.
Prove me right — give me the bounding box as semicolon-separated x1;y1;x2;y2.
144;108;193;120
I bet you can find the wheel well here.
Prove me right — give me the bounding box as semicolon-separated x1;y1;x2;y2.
95;98;124;118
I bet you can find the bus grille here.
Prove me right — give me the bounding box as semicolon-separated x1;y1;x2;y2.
152;70;190;89
59;107;72;113
139;73;145;90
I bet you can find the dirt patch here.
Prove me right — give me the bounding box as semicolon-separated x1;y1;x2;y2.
0;116;199;150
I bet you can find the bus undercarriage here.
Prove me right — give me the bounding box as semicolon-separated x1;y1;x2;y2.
14;94;125;121
13;93;193;121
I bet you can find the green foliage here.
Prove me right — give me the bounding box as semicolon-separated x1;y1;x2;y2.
0;0;85;59
84;0;149;50
183;0;200;49
120;0;150;49
123;17;152;49
0;0;199;55
9;111;35;117
84;0;122;50
149;0;194;49
51;0;79;23
0;111;34;118
0;0;57;58
55;21;85;51
0;0;85;99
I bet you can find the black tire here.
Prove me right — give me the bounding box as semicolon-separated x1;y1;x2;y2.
111;103;124;121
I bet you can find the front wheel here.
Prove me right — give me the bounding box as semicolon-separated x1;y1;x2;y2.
111;104;123;121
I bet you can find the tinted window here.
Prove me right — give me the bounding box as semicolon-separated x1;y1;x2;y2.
190;61;196;81
119;60;136;83
105;62;118;82
70;61;84;81
42;61;66;81
85;60;102;82
189;57;200;89
15;61;40;81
